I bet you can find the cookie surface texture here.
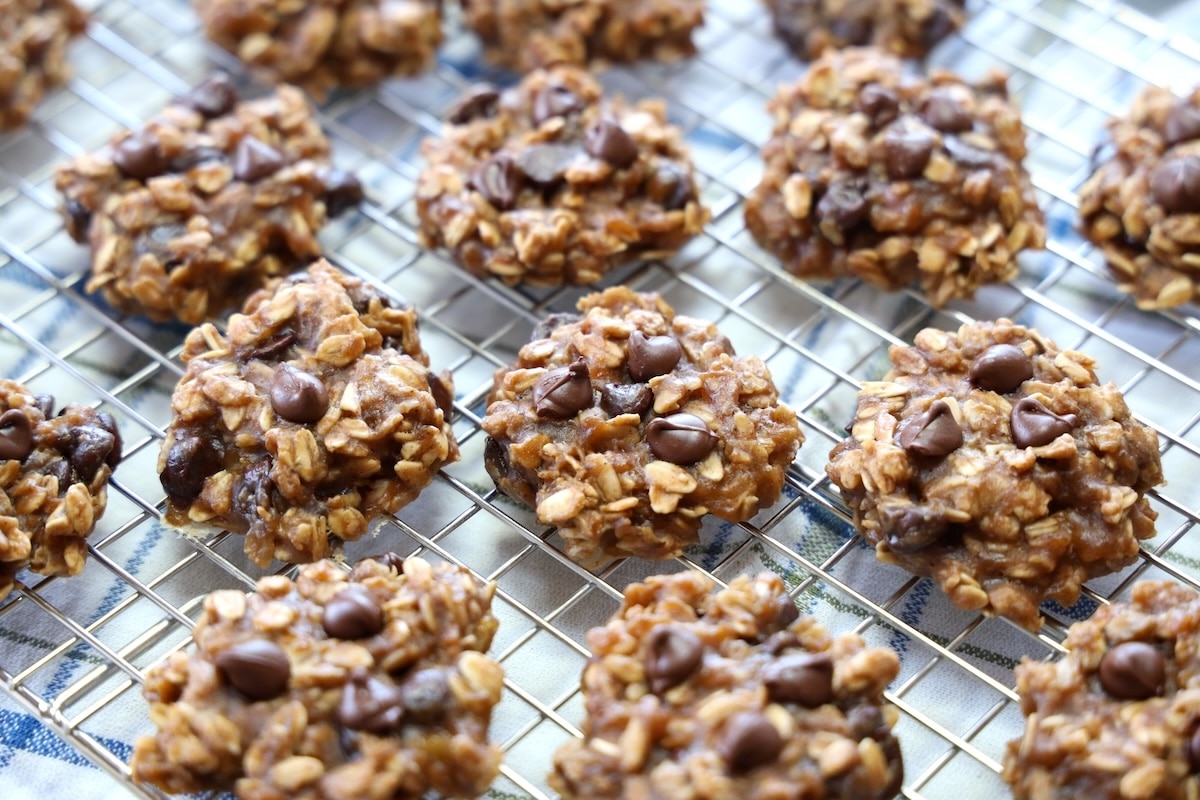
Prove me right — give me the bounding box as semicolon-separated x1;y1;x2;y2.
765;0;964;60
0;0;87;130
826;318;1163;630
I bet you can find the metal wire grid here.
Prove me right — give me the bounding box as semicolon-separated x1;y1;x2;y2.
0;0;1198;797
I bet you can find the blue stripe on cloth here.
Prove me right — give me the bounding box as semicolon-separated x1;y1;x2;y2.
0;708;132;767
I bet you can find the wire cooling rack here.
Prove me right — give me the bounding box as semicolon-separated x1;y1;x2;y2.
2;0;1200;797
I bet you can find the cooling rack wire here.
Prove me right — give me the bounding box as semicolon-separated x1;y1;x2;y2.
1;0;1199;797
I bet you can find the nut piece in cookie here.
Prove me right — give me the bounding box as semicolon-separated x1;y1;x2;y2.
158;260;457;566
1003;581;1200;799
418;66;709;286
745;47;1046;307
550;570;903;799
0;0;87;131
765;0;964;60
192;0;442;99
463;0;704;71
131;555;504;798
1079;84;1200;309
826;318;1163;631
0;379;122;599
482;287;801;564
55;74;363;324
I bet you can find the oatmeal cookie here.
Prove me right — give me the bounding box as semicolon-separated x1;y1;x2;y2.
826;319;1163;631
745;47;1045;307
192;0;442;99
550;570;904;799
0;0;87;131
158;260;457;566
462;0;704;72
131;555;504;799
417;66;709;286
0;381;122;599
55;74;363;324
482;287;801;564
1004;581;1200;800
765;0;964;60
1078;84;1200;309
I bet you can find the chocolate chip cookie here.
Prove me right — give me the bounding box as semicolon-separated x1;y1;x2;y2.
55;74;363;324
765;0;964;60
826;319;1163;631
131;555;504;799
417;66;709;286
550;570;904;799
1079;84;1200;309
482;287;801;564
0;0;87;131
158;260;457;566
192;0;442;99
745;47;1046;307
0;379;122;600
462;0;704;72
1004;581;1200;799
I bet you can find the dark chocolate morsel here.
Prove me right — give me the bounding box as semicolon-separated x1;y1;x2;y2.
1010;397;1078;448
533;84;584;124
67;423;118;482
515;142;582;185
763;651;835;707
921;88;974;133
234;136;286;183
319;167;365;218
772;596;800;631
645;162;693;210
428;372;454;420
215;640;291;701
627;330;682;382
816;182;869;231
178;74;237;118
943;135;996;169
113;131;167;180
160;433;224;505
854;83;900;128
483;435;510;488
242;331;297;362
446;84;500;124
530;312;583;343
847;704;888;740
270;364;329;424
879;504;951;553
646;413;717;465
898;400;962;458
374;552;405;574
322;587;384;640
645;625;704;695
884;119;936;180
32;394;54;418
168;145;226;173
969;344;1033;393
0;409;33;462
1150;155;1200;214
600;383;653;417
1098;641;1164;701
64;198;91;241
717;711;784;773
532;359;593;420
338;669;405;732
1188;725;1200;773
469;153;521;210
1164;101;1200;147
920;6;959;47
401;668;450;723
584;119;639;168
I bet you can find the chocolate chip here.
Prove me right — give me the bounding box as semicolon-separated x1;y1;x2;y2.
319;167;364;218
428;372;454;420
969;343;1033;393
627;331;682;381
374;552;405;573
469;153;521;210
1150;154;1200;214
270;364;328;424
232;459;273;522
532;359;593;420
854;83;901;128
483;435;511;487
242;330;297;362
0;409;33;462
1188;726;1200;772
533;84;584;124
215;640;291;701
178;74;237;118
879;504;951;553
763;652;835;707
234;136;286;183
920;7;959;47
446;84;500;124
338;669;405;732
816;182;869;231
898;400;962;458
645;625;704;695
401;669;450;723
884;119;936;180
67;423;118;482
717;711;784;773
530;312;582;343
113;131;166;180
646;413;717;465
322;587;384;640
921;88;974;133
515;142;582;185
1164;101;1200;146
168;145;226;173
828;17;871;45
32;395;54;418
943;135;996;169
584;119;639;168
847;704;888;740
1010;397;1078;448
600;383;653;416
1098;641;1164;701
160;433;224;505
645;162;693;210
771;595;799;632
64;198;91;240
